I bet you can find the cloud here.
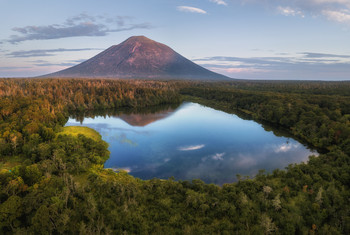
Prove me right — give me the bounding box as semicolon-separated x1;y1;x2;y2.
277;6;304;17
177;6;207;14
34;62;78;67
241;0;350;25
0;66;30;70
28;59;86;67
194;53;350;66
194;52;350;80
301;52;350;58
7;48;102;58
210;0;227;6
178;144;205;151
207;67;269;75
0;66;42;77
322;9;350;24
7;13;152;43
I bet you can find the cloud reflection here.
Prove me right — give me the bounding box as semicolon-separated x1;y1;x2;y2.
274;143;300;153
212;152;225;161
178;144;205;151
235;154;258;168
107;167;131;173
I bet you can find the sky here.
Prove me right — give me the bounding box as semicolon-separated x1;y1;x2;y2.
1;0;350;80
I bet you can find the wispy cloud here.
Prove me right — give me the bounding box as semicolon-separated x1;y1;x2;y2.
7;13;152;44
277;6;304;17
29;59;86;65
241;0;350;25
210;0;227;6
194;52;350;80
7;48;102;58
301;52;350;58
177;6;207;14
322;9;350;24
0;66;30;70
178;144;205;151
0;66;42;77
34;62;78;67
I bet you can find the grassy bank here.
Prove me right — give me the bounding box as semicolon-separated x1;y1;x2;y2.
58;126;102;142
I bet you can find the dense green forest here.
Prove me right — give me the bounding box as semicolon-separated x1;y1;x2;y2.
0;78;349;234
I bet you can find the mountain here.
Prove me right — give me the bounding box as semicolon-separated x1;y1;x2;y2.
45;36;231;80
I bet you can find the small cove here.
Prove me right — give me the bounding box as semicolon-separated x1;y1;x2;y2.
66;102;317;185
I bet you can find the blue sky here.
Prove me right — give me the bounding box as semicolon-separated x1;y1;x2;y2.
1;0;350;80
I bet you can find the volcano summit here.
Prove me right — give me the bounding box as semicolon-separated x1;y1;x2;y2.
46;36;230;80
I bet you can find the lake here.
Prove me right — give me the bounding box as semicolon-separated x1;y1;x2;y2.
66;102;317;185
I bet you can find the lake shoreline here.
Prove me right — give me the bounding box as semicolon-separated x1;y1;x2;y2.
65;101;316;185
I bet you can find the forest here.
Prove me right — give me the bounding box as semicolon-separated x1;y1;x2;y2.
0;78;349;234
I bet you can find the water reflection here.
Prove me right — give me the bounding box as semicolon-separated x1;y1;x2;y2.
66;102;317;185
178;144;205;151
70;103;180;125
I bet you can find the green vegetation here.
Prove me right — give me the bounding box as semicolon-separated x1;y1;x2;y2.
0;78;349;234
180;82;350;151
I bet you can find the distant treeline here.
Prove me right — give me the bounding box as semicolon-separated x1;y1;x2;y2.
0;78;349;234
180;83;350;151
0;78;181;111
188;80;350;96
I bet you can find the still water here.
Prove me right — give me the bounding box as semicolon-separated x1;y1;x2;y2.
66;102;317;185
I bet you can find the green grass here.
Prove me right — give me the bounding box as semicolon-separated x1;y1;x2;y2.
58;126;102;142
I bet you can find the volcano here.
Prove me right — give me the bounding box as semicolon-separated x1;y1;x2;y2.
46;36;230;80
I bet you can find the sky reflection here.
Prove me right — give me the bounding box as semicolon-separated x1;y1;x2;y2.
66;102;317;185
